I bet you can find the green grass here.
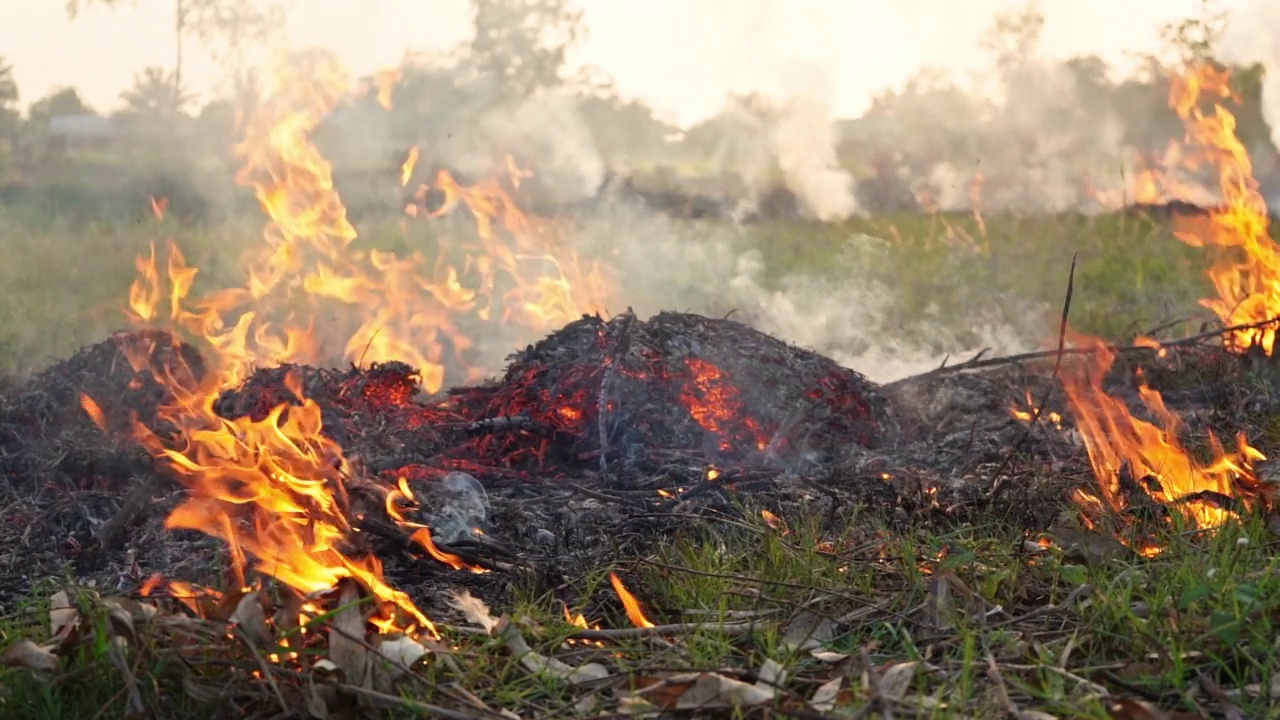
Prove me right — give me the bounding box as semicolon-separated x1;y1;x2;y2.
3;507;1278;718
0;203;1219;376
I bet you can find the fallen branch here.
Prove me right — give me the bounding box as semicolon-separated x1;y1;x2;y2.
886;311;1280;388
567;620;762;641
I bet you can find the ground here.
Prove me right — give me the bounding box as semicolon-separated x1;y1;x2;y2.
0;205;1275;719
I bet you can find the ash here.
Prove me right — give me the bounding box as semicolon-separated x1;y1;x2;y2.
0;312;1264;615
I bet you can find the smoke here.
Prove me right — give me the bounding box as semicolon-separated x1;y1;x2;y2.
769;93;862;221
1221;2;1280;166
565;201;1037;384
466;91;607;205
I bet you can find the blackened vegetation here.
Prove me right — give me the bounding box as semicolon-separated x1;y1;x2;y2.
0;311;1262;616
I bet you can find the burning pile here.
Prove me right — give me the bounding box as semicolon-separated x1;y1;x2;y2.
7;49;1280;707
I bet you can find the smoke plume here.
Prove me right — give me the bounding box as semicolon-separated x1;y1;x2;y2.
769;93;862;221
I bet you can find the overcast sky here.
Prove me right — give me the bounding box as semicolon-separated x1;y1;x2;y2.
0;0;1259;126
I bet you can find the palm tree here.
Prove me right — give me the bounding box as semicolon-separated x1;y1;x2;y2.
118;66;194;121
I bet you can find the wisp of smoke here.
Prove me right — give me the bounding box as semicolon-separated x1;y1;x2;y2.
770;93;863;221
1221;1;1280;170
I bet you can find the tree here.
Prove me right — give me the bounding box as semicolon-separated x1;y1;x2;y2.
0;57;18;163
28;87;94;121
1159;0;1228;65
65;0;291;90
978;1;1046;77
466;0;584;102
117;66;195;124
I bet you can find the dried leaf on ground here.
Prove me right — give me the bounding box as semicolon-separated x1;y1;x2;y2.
1048;526;1136;564
1108;698;1208;720
328;580;372;689
675;672;776;709
450;590;500;634
757;658;787;689
229;590;273;647
374;635;428;680
877;661;920;701
781;611;837;652
1;640;59;672
810;677;845;712
49;590;78;639
501;622;609;685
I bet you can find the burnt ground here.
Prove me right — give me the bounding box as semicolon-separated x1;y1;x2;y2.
0;311;1270;622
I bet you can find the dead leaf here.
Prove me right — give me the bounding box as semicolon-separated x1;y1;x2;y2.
878;661;920;701
229;591;272;648
1108;698;1208;720
811;650;851;663
756;658;787;689
328;580;372;689
305;685;330;719
49;591;78;639
500;622;609;685
573;693;598;714
374;635;428;680
211;585;253;622
449;590;499;634
1242;673;1280;699
1;640;58;672
1017;712;1060;720
676;672;775;709
103;596;159;623
810;677;844;713
781;611;837;652
629;674;697;709
103;601;137;644
1048;526;1137;564
181;670;229;704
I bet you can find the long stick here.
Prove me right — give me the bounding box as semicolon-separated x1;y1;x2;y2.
887;311;1280;388
986;254;1076;502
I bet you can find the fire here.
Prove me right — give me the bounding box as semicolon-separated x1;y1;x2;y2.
100;52;616;640
1009;390;1063;429
129;50;610;393
1059;334;1263;534
1166;64;1280;355
1058;63;1276;542
609;572;655;629
119;360;438;636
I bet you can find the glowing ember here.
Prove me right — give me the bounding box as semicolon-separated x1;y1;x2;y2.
678;357;769;452
1009;390;1063;429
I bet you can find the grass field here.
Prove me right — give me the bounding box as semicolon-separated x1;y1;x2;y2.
0;202;1268;719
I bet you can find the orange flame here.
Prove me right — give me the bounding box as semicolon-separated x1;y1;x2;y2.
1166;64;1280;355
608;572;655;629
1060;334;1263;534
109;51;614;639
1060;64;1276;543
128;362;437;636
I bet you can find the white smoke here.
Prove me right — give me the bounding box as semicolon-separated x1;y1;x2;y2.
568;202;1037;384
1221;2;1280;161
769;93;862;221
431;90;607;206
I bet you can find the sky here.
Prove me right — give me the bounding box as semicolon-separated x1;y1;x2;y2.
0;0;1256;127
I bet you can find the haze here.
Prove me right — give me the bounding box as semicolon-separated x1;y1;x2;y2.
0;0;1239;126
